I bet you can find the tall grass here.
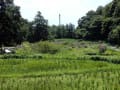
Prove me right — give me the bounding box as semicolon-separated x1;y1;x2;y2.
0;69;120;90
0;39;120;90
0;59;116;77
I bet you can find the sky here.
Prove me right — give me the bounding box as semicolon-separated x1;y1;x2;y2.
14;0;112;26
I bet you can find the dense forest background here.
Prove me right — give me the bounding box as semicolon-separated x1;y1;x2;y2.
0;0;120;46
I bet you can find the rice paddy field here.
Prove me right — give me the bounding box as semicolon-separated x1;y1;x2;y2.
0;39;120;90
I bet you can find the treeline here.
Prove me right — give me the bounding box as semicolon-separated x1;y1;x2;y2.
0;0;120;46
76;0;120;45
0;0;76;46
20;12;76;42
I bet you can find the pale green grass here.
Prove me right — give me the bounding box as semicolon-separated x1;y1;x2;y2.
0;39;120;90
0;59;118;77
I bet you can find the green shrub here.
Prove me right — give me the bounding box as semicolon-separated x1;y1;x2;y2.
104;49;116;56
33;41;61;54
15;41;61;55
63;41;69;45
98;44;107;54
16;42;33;55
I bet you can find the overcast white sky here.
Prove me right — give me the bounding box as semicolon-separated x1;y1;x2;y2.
14;0;112;26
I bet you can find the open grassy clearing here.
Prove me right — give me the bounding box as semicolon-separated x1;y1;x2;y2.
0;59;119;77
0;69;120;90
0;39;120;89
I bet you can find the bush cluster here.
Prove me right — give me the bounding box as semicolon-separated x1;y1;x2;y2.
16;42;33;55
98;44;107;54
34;41;61;54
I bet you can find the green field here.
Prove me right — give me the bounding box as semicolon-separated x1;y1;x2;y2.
0;39;120;90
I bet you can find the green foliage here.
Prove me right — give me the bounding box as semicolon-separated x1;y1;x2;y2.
20;18;30;41
77;10;103;40
16;42;33;55
77;0;120;45
48;23;75;39
33;41;61;54
56;25;67;38
108;26;120;45
15;41;62;55
104;49;119;55
96;6;104;15
65;23;75;38
0;0;22;46
28;11;49;42
75;28;87;39
48;25;58;39
101;18;114;40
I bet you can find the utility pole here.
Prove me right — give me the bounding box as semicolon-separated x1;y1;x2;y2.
59;13;61;26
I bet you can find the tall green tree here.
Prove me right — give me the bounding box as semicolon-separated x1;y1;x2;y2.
108;26;120;45
48;25;58;39
77;0;120;45
56;25;66;38
0;0;22;46
66;23;75;38
20;18;30;41
29;11;49;42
